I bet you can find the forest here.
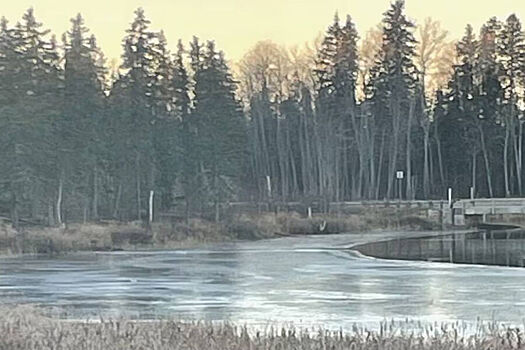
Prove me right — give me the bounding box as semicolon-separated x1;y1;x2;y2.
1;0;525;227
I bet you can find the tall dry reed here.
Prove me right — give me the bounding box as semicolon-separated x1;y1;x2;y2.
1;306;523;350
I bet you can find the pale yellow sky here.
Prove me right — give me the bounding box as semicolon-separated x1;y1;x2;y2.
2;0;525;63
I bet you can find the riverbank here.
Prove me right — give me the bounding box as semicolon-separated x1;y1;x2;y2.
0;208;443;255
1;306;522;350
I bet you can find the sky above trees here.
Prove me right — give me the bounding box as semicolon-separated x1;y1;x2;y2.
2;0;525;63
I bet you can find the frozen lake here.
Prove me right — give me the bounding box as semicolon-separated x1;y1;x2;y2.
0;231;524;329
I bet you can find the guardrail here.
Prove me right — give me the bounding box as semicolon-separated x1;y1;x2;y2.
226;198;525;216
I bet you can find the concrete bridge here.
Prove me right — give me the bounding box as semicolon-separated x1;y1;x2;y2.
332;198;525;226
227;198;525;226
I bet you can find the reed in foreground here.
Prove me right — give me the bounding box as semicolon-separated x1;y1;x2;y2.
1;307;524;350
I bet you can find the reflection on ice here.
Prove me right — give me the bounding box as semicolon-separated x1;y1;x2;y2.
0;231;524;330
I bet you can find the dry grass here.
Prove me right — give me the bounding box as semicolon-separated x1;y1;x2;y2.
0;306;523;350
0;208;439;256
227;209;437;238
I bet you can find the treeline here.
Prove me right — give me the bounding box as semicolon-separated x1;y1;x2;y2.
0;8;245;227
1;1;525;228
243;2;525;204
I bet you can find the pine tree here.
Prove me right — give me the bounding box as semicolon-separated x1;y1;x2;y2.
119;7;157;220
477;18;504;197
193;41;247;221
335;15;361;199
367;0;418;199
0;9;61;227
173;40;197;219
0;17;23;226
438;26;478;198
314;13;361;202
314;13;341;99
150;30;177;210
499;14;525;195
61;13;106;221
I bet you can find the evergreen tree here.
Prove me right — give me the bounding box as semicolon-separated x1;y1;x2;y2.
0;9;61;227
367;0;418;199
150;30;177;210
477;18;504;197
173;40;197;219
61;13;106;221
498;14;525;195
193;41;247;221
119;7;157;220
438;25;478;198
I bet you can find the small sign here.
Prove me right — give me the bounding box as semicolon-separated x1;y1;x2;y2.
396;171;404;179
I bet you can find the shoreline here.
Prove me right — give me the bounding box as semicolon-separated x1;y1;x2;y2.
351;225;525;268
0;209;449;257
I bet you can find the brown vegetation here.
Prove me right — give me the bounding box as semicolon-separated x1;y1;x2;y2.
1;306;523;350
0;208;439;255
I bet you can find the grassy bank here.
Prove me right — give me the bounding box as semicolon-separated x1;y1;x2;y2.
0;306;522;350
0;208;440;255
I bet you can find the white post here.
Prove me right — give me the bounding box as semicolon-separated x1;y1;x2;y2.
266;175;272;199
448;187;452;208
57;178;63;225
470;187;474;200
307;206;312;219
149;190;154;223
396;171;404;202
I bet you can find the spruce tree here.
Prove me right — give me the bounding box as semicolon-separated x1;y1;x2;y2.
367;0;418;199
61;13;106;221
151;30;177;210
193;41;247;221
0;9;61;227
119;7;157;220
173;40;197;219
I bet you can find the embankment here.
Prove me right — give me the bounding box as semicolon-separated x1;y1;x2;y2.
0;207;444;255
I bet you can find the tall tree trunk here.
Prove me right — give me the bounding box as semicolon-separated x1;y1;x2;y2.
478;125;494;198
518;121;524;195
504;121;510;197
386;96;401;200
135;153;142;221
57;173;64;225
213;162;220;223
48;201;55;227
92;165;99;220
113;181;122;220
375;130;386;200
434;124;446;195
405;99;414;199
471;152;477;198
11;192;19;231
367;116;376;200
423;126;430;198
83;199;89;224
